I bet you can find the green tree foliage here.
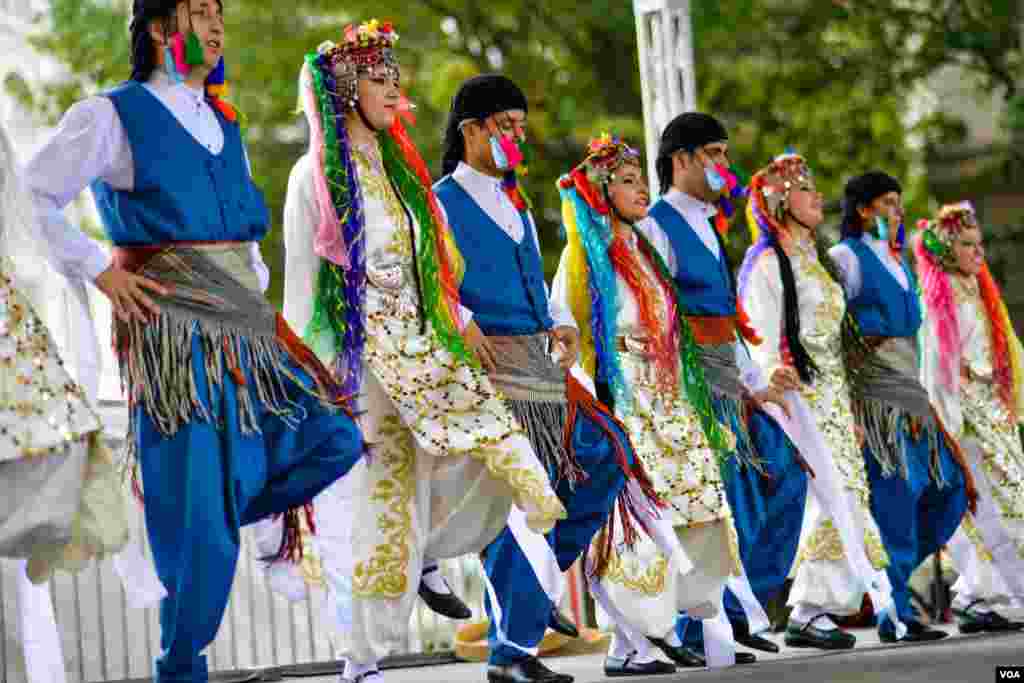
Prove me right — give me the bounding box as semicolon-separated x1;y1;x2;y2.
10;0;1020;305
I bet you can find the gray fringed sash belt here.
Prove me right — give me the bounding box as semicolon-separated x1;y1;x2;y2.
111;242;353;562
485;332;664;578
844;333;977;508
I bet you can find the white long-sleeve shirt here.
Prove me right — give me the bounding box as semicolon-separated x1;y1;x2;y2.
633;191;768;392
827;234;909;299
437;162;577;331
24;71;270;291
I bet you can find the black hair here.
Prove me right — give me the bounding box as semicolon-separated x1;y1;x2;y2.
442;74;528;176
770;238;819;383
655;112;728;195
129;0;223;82
840;171;901;240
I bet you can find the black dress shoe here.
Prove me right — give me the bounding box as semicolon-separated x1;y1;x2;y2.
955;601;1024;634
784;615;856;650
487;656;574;683
548;608;580;638
734;651;757;665
348;672;381;683
734;631;779;653
603;653;676;677
417;567;472;620
730;619;780;653
879;619;948;643
647;637;706;667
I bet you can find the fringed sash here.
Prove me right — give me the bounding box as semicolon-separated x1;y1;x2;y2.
696;342;758;468
844;331;976;506
112;242;352;563
485;333;663;578
486;334;583;484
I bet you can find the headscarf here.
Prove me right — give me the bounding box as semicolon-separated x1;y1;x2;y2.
914;201;1023;419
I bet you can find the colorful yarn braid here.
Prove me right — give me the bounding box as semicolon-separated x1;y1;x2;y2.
977;263;1022;419
607;233;680;398
556;172;733;464
303;52;473;389
558;177;624;397
634;230;734;464
915;222;1023;420
304;52;368;396
379;118;473;362
204;57;240;124
737;176;776;301
913;230;961;396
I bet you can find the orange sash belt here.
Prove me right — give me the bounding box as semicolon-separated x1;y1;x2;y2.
111;240;247;273
686;306;763;346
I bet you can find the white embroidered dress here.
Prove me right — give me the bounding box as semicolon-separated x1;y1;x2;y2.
282;141;564;664
921;274;1024;609
742;240;892;616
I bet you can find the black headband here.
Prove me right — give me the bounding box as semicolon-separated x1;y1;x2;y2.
657;112;728;160
441;74;528;176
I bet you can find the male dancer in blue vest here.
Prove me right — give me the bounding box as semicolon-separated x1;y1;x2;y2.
635;112;810;662
828;172;974;642
434;74;658;683
23;2;364;681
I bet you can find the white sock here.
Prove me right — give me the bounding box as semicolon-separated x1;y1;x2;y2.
609;627;634;660
664;625;683;648
790;603;837;629
420;562;452;595
342;658;380;681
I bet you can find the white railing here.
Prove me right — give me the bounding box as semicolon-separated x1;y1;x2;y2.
1;498;484;683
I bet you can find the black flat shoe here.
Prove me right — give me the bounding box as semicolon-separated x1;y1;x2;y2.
955;601;1024;634
730;619;780;653
418;566;472;620
785;614;857;650
735;651;757;665
647;637;706;667
603;653;676;677
487;656;574;683
548;608;580;638
879;619;948;643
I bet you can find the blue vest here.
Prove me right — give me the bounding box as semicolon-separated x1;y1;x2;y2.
841;237;921;338
91;81;269;246
434;175;554;336
648;199;736;317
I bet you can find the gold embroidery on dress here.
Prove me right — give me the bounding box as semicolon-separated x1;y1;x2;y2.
0;269;100;459
616;350;732;527
960;515;994;563
727;520;743;575
297;511;325;587
352;416;416;598
797;518;889;569
602;550;669;596
352;142;411;253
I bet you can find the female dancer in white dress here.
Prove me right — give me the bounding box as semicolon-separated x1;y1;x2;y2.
915;201;1024;631
738;153;897;648
0;117;130;683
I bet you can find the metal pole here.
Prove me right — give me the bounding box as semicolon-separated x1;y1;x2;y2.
633;0;697;198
